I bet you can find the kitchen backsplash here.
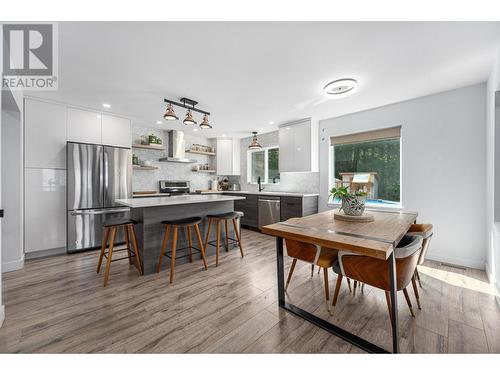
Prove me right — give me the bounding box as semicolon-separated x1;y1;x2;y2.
132;126;216;192
238;130;319;194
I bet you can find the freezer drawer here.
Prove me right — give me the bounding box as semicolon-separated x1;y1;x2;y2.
67;207;130;253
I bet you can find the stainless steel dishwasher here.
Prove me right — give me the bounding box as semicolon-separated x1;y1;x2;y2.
258;197;281;228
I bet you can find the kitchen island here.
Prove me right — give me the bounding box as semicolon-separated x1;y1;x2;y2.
116;194;246;274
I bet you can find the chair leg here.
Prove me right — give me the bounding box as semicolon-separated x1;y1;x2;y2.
186;226;193;263
361;283;365;294
385;291;393;324
103;227;117;287
157;224;170;273
169;226;178;284
317;266;321;275
311;264;314;277
194;224;208;270
224;219;229;252
285;258;297;291
411;275;421;310
415;268;423;288
403;287;415;317
323;267;330;313
347;278;352;293
353;280;358;296
124;225;132;264
97;227;109;273
204;218;212;252
331;273;343;312
215;221;221;267
231;218;244;258
130;224;143;275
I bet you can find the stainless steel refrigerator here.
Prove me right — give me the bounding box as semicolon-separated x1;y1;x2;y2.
66;142;132;253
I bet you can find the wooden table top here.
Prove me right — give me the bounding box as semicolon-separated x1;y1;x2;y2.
261;209;418;260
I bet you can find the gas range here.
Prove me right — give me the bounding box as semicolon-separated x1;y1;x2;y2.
158;180;191;195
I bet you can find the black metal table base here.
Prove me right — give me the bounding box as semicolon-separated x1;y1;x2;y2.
275;236;399;354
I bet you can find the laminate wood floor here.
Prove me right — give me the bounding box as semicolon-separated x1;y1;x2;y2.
1;229;499;353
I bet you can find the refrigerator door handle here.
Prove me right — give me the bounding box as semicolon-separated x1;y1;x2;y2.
70;208;130;216
103;148;109;204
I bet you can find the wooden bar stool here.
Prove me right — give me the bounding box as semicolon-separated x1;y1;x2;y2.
156;216;208;284
97;217;143;287
204;212;244;267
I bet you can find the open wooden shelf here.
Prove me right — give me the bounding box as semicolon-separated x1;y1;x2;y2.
132;143;165;151
192;169;216;173
185;149;216;156
133;165;158;170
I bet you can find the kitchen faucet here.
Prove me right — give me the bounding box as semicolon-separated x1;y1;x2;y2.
257;176;264;192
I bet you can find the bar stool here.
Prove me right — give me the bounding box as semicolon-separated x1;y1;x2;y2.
156;216;208;284
97;217;143;287
204;211;244;266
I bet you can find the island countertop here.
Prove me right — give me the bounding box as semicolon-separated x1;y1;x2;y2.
116;194;246;208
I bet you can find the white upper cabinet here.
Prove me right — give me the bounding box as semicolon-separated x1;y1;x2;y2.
67;107;102;144
101;114;131;148
216;138;241;175
25;99;67;169
279;118;318;173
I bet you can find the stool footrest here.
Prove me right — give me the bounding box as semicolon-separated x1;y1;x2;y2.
207;238;239;247
163;246;203;260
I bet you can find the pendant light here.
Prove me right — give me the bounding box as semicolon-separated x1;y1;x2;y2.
183;109;197;125
163;103;178;120
199;114;212;129
248;132;262;149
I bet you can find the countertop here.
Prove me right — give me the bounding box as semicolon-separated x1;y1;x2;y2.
116;194;246;208
222;191;319;198
132;193;171;197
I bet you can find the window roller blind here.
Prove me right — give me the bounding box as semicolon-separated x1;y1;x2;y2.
330;126;401;146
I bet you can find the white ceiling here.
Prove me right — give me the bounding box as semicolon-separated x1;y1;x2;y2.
35;21;500;138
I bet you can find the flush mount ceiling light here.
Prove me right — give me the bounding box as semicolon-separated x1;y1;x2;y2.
102;103;111;108
163;97;213;129
163;103;178;121
183;109;197;125
248;132;262;149
199;114;212;129
323;78;358;98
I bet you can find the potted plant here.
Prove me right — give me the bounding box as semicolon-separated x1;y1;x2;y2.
329;186;368;216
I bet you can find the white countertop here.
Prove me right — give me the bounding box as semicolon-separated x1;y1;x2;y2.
116;194;246;208
223;191;319;197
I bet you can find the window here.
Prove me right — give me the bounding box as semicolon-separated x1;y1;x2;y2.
330;126;401;205
247;147;280;184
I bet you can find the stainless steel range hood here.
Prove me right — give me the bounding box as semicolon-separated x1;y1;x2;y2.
158;130;197;163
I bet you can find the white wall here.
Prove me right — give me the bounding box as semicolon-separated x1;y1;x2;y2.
486;48;500;301
1;94;24;272
319;83;487;269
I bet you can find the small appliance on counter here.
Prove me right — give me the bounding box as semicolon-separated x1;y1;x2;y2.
159;180;191;195
229;183;241;191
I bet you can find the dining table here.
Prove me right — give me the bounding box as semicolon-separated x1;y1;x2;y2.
261;208;418;354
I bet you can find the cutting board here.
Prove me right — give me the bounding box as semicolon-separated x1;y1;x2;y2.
133;191;158;195
195;189;221;194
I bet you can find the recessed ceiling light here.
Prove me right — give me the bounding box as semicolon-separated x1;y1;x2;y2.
268;121;274;125
193;128;198;132
156;120;162;125
222;134;227;137
285;127;291;130
102;103;111;108
323;78;358;98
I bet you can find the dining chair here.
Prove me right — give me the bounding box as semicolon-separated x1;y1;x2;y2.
284;239;339;312
330;235;423;320
406;223;433;288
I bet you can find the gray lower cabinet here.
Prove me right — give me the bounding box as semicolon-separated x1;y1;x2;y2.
225;192;318;229
280;196;318;221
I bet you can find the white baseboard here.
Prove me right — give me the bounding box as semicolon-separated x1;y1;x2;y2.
485;262;500;309
2;257;24;273
0;305;5;328
426;251;485;270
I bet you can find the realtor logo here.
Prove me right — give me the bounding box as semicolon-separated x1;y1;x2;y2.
1;22;58;90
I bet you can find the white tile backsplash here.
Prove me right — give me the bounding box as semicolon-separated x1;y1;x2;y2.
132;126;216;192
